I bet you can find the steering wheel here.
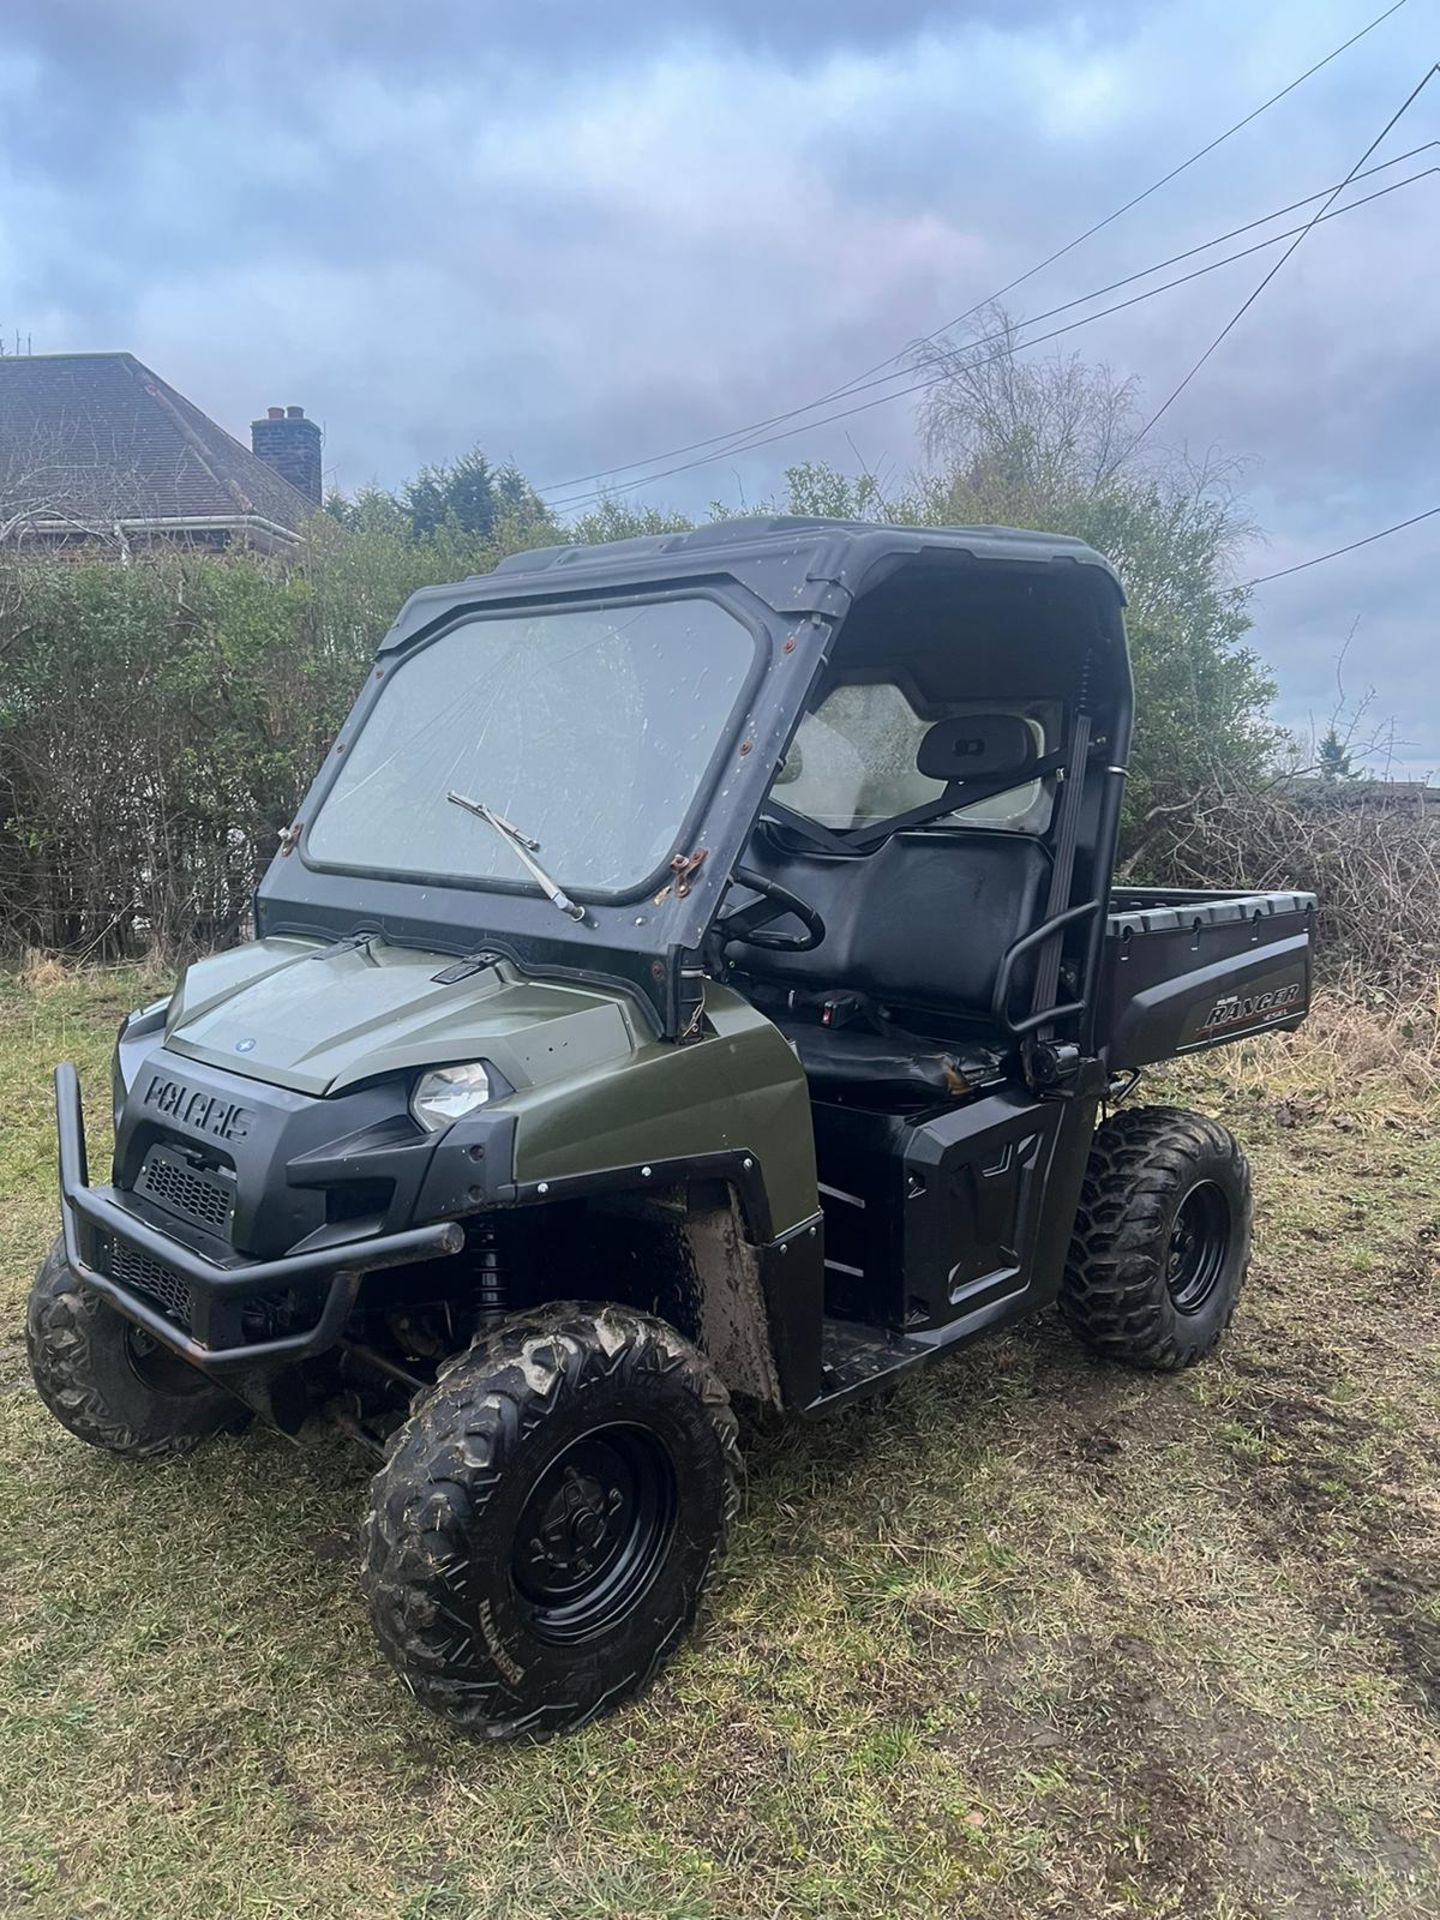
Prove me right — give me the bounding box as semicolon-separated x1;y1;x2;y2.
717;866;827;953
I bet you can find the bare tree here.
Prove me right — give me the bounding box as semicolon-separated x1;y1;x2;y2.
911;303;1145;501
0;417;131;549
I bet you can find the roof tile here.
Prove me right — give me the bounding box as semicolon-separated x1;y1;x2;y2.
0;352;314;534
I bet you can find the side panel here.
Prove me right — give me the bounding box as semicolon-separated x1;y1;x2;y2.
509;984;820;1239
812;1086;1099;1336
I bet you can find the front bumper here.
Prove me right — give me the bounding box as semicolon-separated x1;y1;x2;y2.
54;1062;463;1370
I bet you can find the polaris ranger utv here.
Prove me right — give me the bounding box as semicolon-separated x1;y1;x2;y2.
29;517;1314;1739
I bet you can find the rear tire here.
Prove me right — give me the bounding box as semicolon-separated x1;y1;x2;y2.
1060;1105;1252;1371
364;1303;741;1740
26;1236;248;1458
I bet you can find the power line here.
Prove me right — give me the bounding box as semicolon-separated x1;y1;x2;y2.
788;0;1419;422
1242;505;1440;586
543;164;1436;512
547;154;1434;509
1124;63;1439;456
544;147;1435;509
539;0;1414;496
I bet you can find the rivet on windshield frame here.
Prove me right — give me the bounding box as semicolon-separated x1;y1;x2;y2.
783;637;796;653
374;668;385;679
335;742;346;753
650;961;665;980
739;741;752;756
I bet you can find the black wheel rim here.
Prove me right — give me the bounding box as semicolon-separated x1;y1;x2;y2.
1166;1181;1231;1313
512;1425;677;1644
122;1324;211;1396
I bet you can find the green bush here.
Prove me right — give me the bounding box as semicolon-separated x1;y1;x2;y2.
0;379;1283;959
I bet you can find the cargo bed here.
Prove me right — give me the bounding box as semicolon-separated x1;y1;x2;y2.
1098;886;1316;1069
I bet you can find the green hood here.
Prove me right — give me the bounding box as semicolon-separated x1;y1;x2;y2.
165;937;637;1098
159;935;818;1235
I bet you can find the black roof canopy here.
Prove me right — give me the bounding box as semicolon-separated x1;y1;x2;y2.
377;514;1124;653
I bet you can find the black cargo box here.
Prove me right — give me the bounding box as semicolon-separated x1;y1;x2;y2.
1099;887;1316;1069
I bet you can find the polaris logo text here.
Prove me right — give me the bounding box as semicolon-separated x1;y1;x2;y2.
1199;984;1301;1033
142;1074;253;1142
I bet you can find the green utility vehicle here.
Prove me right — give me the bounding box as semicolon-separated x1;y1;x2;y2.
29;517;1314;1738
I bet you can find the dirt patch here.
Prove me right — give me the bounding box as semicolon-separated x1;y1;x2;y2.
1218;1347;1440;1716
945;1628;1432;1919
124;1714;240;1809
305;1525;360;1564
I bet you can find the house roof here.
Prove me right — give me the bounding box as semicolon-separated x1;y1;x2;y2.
0;351;314;537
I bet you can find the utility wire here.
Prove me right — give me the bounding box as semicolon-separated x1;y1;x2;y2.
539;0;1414;495
543;164;1436;512
544;153;1435;509
1241;505;1440;585
814;2;1419;406
1123;62;1439;456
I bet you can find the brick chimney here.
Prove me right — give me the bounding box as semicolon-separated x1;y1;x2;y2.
251;404;322;504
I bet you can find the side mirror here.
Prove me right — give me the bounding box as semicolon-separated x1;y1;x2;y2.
916;714;1037;783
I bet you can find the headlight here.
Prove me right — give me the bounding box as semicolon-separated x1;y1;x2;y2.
410;1062;493;1132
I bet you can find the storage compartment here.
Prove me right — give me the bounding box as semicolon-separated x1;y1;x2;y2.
1100;887;1316;1068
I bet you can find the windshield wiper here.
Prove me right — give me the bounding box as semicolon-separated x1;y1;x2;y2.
446;791;586;922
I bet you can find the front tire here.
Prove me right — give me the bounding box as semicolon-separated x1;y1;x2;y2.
364;1303;741;1740
26;1236;248;1458
1060;1106;1252;1371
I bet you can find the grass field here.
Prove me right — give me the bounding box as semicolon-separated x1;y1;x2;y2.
1;971;1437;1920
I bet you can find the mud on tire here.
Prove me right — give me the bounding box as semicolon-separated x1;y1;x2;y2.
363;1302;742;1741
26;1236;248;1458
1060;1105;1253;1371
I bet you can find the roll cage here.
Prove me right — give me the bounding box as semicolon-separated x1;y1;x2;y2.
258;516;1131;1045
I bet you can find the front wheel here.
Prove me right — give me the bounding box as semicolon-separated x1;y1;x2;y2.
1060;1105;1253;1370
363;1303;741;1740
26;1236;248;1458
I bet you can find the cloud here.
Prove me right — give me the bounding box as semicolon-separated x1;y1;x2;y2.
0;0;1434;765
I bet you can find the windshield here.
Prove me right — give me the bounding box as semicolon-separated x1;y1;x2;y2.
307;599;755;894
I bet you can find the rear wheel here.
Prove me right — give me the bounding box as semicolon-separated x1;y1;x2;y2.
364;1303;741;1740
26;1236;248;1457
1060;1106;1252;1370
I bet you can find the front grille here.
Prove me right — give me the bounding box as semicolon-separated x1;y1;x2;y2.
136;1145;234;1237
105;1240;193;1328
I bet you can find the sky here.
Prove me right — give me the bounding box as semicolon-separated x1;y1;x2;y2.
1;0;1435;772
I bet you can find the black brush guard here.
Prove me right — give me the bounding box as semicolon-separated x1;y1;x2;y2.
53;1062;463;1371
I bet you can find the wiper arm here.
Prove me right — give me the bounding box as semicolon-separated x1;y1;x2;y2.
446;791;586;922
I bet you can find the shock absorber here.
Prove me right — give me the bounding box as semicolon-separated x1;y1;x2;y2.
469;1216;511;1314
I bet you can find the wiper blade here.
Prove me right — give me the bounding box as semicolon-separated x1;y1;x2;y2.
446;791;586;922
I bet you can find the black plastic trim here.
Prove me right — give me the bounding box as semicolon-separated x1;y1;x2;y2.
507;1146;776;1244
758;1211;826;1409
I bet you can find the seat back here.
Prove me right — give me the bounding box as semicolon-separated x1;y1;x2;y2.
728;829;1051;1023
